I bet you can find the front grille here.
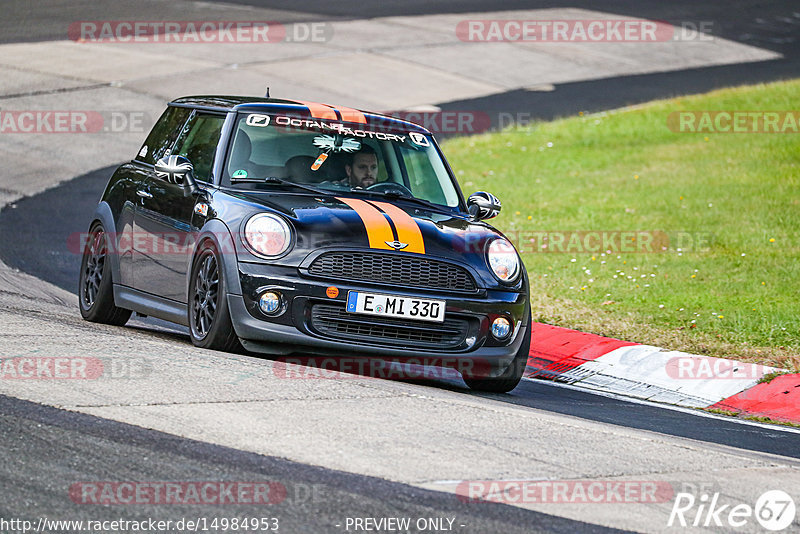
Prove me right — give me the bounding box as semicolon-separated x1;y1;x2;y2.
310;303;470;348
307;252;477;292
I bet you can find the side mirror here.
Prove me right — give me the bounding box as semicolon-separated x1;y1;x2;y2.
154;155;198;194
467;191;501;220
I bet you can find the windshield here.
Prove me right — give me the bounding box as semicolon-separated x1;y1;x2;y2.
222;112;462;208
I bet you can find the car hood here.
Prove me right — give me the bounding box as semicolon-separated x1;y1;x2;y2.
220;190;505;266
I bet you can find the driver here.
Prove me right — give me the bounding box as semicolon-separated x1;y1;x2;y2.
345;145;378;188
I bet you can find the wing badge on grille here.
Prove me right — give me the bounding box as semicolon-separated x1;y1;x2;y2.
385;240;409;250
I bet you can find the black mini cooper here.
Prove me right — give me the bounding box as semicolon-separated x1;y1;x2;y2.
79;96;530;392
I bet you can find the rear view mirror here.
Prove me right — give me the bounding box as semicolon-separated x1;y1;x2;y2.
155;155;198;194
467;191;501;220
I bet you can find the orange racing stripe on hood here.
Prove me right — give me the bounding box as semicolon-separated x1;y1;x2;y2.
336;197;394;251
367;200;425;254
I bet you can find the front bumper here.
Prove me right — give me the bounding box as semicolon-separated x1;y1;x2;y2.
227;262;529;373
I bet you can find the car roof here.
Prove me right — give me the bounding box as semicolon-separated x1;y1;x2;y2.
169;95;432;134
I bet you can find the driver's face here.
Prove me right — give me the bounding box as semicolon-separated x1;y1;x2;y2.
347;153;378;188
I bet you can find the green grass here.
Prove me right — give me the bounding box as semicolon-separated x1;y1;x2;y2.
443;80;800;369
704;408;739;417
703;408;800;428
757;370;791;384
742;415;800;429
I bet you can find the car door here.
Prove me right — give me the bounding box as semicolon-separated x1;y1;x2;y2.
132;110;225;303
120;105;192;288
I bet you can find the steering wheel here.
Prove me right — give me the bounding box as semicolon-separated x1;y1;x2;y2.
366;182;414;197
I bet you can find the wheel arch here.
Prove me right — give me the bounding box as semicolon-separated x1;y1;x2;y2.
185;218;242;299
89;201;121;284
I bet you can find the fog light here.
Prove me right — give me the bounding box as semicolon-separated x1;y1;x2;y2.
491;317;511;339
259;291;282;315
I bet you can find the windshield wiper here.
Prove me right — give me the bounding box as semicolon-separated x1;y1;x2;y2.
347;188;445;212
229;176;332;196
230;176;451;212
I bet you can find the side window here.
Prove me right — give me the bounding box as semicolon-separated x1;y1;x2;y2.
171;113;226;182
135;106;191;165
401;148;448;205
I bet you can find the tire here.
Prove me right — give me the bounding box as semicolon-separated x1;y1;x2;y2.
78;222;131;326
188;242;241;352
463;312;531;394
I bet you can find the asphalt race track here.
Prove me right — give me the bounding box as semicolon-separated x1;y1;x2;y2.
3;165;800;462
2;394;622;534
1;1;799;533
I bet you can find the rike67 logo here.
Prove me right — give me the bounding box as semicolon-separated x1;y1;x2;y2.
669;490;796;531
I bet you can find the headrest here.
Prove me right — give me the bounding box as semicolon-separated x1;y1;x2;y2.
284;155;318;183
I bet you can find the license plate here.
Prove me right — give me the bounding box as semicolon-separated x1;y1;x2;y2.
346;291;445;323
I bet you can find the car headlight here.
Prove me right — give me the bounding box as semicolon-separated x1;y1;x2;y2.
487;238;520;282
243;213;293;258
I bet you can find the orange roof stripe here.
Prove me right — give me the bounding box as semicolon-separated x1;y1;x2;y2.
295;100;338;121
332;105;367;124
